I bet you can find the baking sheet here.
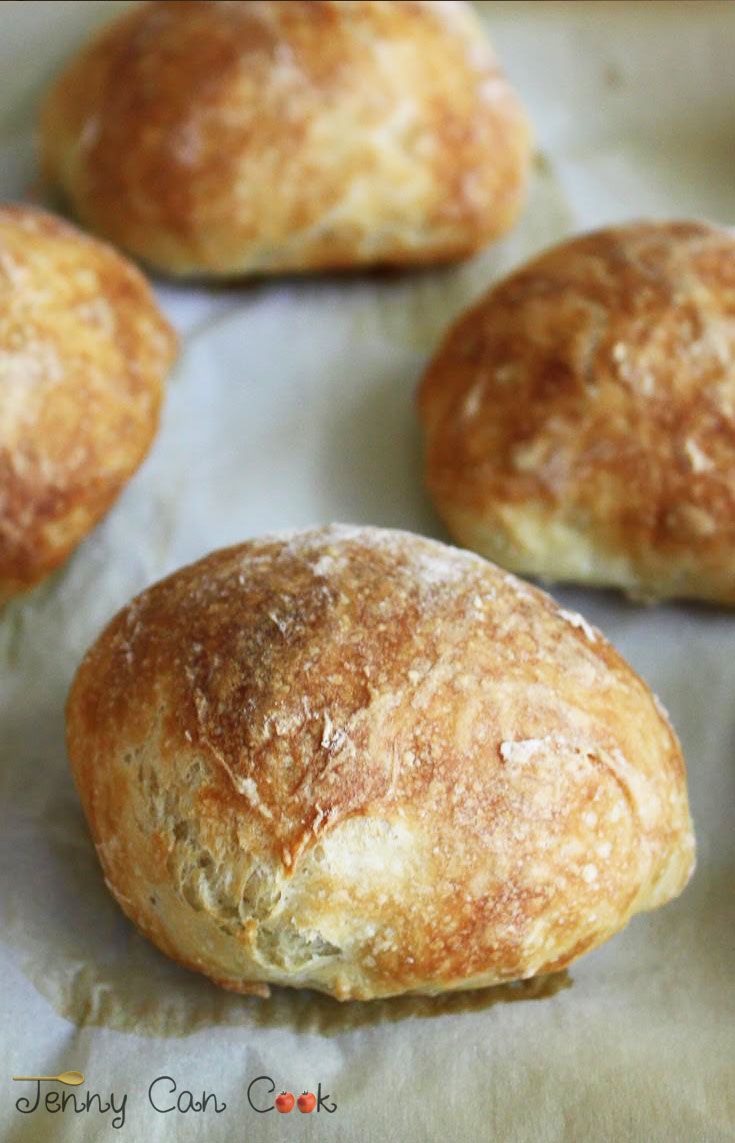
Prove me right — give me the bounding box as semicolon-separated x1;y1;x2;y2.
1;2;734;1140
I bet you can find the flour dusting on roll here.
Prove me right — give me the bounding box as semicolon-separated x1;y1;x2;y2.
66;526;694;1001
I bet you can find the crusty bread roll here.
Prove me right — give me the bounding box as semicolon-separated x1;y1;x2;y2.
66;525;694;1001
40;0;530;278
0;204;176;604
418;221;735;604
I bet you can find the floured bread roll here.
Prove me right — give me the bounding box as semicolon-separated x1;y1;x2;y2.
419;221;735;604
66;525;694;1001
0;204;176;604
40;0;530;277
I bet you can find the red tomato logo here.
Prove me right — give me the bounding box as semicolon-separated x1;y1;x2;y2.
298;1091;317;1114
275;1091;295;1113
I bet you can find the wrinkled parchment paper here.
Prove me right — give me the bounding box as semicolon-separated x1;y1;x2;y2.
1;2;734;1139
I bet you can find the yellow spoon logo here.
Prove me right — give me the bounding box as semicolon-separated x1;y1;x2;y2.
13;1072;85;1086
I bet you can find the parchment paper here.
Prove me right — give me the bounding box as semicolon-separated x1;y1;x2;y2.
1;2;733;1140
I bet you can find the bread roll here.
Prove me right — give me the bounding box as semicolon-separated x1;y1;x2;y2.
40;0;530;277
66;525;694;1001
0;204;176;604
419;220;735;604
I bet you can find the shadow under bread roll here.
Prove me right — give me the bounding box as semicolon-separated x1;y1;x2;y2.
66;525;694;1001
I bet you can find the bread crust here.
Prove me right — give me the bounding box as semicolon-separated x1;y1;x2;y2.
66;525;694;1001
419;220;735;604
40;0;530;277
0;204;176;602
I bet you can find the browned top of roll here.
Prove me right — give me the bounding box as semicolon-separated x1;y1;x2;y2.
419;221;735;603
67;526;694;1000
41;0;530;276
0;204;176;600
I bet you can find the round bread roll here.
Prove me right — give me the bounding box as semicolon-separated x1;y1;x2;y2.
40;0;530;277
66;525;694;1001
419;220;735;604
0;204;176;603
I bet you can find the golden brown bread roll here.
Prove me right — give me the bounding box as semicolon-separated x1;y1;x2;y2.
66;525;694;1001
419;220;735;604
0;203;176;603
40;0;530;277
